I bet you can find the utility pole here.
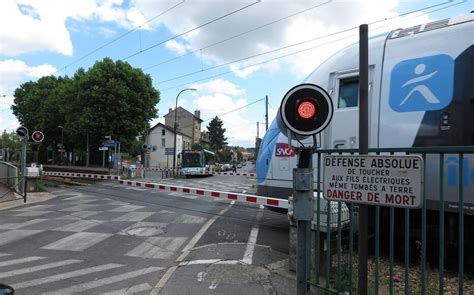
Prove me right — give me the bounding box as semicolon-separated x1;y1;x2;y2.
265;95;268;131
257;122;260;139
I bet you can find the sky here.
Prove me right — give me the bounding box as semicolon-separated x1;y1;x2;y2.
0;0;472;147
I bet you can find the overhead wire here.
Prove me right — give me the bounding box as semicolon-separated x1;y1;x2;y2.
157;0;463;92
153;0;456;85
144;0;332;71
121;0;262;61
172;97;265;131
53;0;186;75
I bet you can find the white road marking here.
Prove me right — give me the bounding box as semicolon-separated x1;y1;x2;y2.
0;256;45;268
102;283;152;295
0;259;81;279
14;211;51;217
53;219;103;232
0;218;47;230
42;232;112;251
242;207;264;265
59;204;99;212
14;263;123;289
179;201;235;259
0;230;42;246
113;212;155;222
150;201;235;295
209;280;218;289
179;259;242;266
126;237;187;259
109;205;145;212
45;266;163;294
69;210;102;218
173;214;206;224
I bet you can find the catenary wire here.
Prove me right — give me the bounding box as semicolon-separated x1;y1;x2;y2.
157;0;463;92
53;0;186;75
144;0;332;71
153;0;457;85
121;0;261;61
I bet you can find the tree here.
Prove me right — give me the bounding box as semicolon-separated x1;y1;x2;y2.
64;58;159;153
207;116;227;151
11;57;160;165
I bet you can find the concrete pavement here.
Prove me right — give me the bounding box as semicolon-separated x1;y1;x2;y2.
0;176;296;294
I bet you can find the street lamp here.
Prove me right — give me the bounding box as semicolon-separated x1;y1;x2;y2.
173;88;196;170
58;126;64;164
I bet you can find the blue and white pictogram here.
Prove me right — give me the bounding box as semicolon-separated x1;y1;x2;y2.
389;54;454;112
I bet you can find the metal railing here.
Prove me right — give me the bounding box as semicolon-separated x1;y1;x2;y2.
310;146;472;294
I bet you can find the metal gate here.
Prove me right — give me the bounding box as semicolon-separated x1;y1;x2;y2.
310;147;471;294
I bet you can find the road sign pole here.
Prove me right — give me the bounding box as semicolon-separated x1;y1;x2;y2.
358;23;369;295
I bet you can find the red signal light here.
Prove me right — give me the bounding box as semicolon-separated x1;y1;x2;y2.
32;131;44;143
297;99;317;120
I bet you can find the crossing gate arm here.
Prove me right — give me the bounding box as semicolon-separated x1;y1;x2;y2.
43;171;120;180
118;180;288;209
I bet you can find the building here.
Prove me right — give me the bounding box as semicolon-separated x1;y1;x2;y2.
164;107;202;144
200;130;211;145
147;123;192;168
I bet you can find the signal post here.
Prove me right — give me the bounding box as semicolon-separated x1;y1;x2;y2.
276;84;333;295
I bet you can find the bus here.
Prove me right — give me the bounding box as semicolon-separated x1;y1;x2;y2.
181;149;216;177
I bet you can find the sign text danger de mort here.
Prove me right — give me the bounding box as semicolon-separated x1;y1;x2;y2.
323;155;423;208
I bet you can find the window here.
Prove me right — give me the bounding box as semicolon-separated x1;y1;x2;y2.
161;138;165;147
162;129;165;136
338;77;359;108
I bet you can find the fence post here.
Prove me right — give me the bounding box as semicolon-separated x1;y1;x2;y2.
358;23;369;295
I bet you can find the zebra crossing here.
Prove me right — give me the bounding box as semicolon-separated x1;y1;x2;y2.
0;253;162;294
0;189;211;294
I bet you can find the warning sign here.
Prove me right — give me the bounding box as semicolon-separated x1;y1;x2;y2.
323;155;423;208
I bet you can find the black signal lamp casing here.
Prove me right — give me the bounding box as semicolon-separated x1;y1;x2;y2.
32;131;44;143
277;83;333;138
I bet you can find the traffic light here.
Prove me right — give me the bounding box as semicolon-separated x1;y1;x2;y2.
31;131;44;143
276;83;333;138
142;144;148;150
16;126;29;138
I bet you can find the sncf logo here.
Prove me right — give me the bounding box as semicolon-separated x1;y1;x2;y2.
275;143;295;157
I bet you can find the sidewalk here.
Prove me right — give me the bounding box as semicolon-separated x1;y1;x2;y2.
0;191;56;211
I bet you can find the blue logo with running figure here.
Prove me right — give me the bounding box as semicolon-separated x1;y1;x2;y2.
389;54;454;112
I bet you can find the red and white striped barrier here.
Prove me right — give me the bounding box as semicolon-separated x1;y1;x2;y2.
118;179;288;209
136;167;179;171
209;172;255;177
136;168;255;177
44;171;120;180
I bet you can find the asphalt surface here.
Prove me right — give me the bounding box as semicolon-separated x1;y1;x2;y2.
0;170;294;294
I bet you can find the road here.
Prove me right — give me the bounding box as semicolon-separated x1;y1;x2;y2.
0;170;294;294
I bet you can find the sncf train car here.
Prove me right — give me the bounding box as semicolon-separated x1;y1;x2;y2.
257;13;474;217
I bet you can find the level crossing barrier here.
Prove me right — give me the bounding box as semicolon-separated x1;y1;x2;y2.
43;171;120;180
118;179;288;209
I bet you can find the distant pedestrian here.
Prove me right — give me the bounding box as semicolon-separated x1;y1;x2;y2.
232;164;237;173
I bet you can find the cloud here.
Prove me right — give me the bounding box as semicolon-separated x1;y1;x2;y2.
187;79;260;146
165;40;188;55
191;79;245;96
0;59;58;95
0;0;149;57
132;0;435;80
